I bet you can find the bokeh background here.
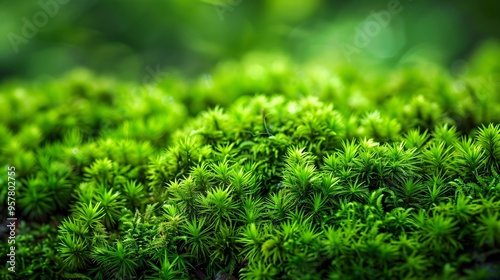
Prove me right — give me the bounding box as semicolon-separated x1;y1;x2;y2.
0;0;499;82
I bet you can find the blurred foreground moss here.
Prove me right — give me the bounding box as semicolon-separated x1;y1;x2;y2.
1;43;500;279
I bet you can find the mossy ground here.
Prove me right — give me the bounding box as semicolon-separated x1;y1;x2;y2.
1;43;500;279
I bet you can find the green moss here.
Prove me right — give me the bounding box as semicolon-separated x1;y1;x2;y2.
1;44;500;279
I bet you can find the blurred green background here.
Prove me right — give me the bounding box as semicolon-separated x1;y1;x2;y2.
0;0;498;82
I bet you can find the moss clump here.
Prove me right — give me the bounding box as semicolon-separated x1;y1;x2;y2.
1;43;500;279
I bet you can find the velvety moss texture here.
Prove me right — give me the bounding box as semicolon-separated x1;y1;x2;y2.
1;42;500;279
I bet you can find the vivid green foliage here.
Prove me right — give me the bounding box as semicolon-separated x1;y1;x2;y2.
1;43;500;279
